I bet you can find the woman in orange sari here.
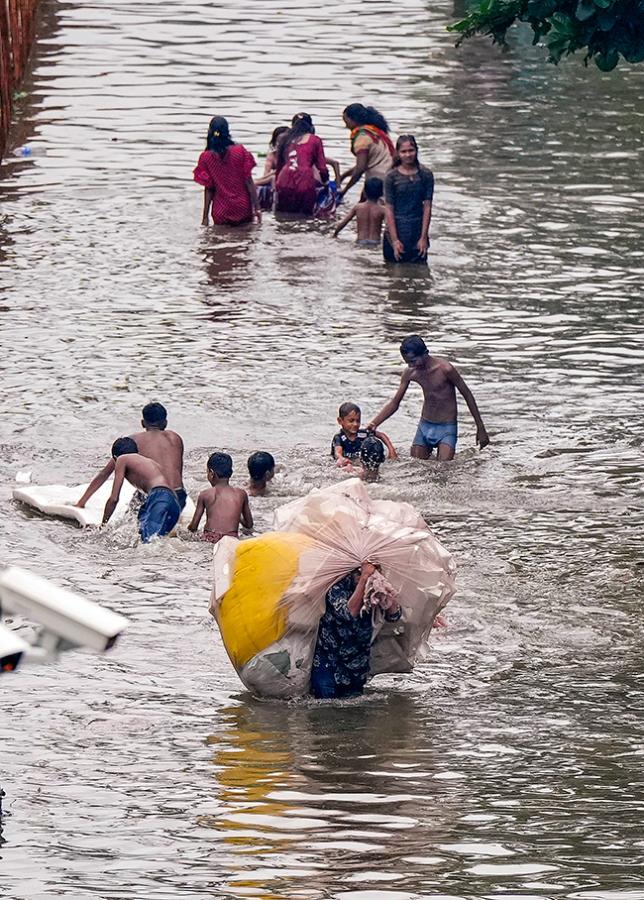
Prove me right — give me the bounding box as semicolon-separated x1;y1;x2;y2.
338;104;395;201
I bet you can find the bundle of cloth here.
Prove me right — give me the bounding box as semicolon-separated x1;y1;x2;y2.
210;479;456;698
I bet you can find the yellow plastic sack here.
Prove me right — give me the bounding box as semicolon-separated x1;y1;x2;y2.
216;532;313;669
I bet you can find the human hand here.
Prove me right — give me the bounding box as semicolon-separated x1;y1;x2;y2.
393;239;404;260
253;208;262;223
361;562;377;578
365;422;376;433
416;235;428;255
477;427;490;450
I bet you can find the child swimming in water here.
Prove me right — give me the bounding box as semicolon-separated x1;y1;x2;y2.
188;452;253;544
247;451;275;496
331;402;396;467
332;176;385;246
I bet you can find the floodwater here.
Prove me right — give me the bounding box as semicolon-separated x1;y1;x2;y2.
1;0;643;897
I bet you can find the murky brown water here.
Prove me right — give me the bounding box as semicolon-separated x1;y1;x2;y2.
1;1;643;897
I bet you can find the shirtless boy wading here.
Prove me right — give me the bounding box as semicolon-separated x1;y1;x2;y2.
76;402;186;509
367;335;489;461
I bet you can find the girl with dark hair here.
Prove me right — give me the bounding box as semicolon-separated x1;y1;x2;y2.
383;135;434;265
193;116;261;226
274;113;331;215
339;103;395;200
253;125;289;211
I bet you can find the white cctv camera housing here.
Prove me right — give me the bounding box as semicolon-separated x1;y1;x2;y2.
0;566;128;655
0;623;29;672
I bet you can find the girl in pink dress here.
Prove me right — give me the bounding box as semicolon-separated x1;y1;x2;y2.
193;116;261;226
274;113;330;215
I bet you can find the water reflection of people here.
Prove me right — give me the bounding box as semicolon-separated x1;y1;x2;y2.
193;115;261;227
310;563;401;699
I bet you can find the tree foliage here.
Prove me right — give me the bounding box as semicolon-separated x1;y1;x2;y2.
448;0;644;70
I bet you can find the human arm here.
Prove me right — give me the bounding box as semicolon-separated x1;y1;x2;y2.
339;148;368;197
416;200;432;255
245;177;262;223
333;204;357;237
374;429;398;460
188;494;205;532
384;203;404;260
366;373;412;431
263;150;276;177
101;459;126;525
325;156;342;184
254;172;275;186
76;458;115;507
313;137;329;183
448;366;490;448
346;563;377;617
241;492;253;531
201;188;214;226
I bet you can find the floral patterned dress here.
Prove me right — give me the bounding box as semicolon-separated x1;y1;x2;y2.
310;573;401;699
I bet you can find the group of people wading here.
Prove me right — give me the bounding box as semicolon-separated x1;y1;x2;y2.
193;103;434;265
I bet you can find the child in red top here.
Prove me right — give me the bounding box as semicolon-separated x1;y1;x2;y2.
275;112;330;215
194;116;261;226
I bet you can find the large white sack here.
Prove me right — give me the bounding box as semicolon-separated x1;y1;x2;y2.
210;480;456;698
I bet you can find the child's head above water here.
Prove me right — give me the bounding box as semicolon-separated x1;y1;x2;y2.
142;401;167;430
364;177;383;202
207;451;233;481
247;451;275;484
112;437;138;458
360;435;386;481
269;126;288;149
337;402;361;436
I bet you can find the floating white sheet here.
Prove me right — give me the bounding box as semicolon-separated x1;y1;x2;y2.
12;478;195;529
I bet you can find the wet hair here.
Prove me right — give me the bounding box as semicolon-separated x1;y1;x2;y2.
277;112;315;169
269;126;289;149
142;402;167;428
338;402;361;419
247;451;275;480
207;451;233;479
400;335;428;358
392;134;419;168
343;104;390;134
206;116;234;156
364;176;383;201
360;435;386;470
111;437;138;458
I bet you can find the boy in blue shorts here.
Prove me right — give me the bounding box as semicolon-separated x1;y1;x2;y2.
366;335;490;461
102;438;181;542
331;402;397;467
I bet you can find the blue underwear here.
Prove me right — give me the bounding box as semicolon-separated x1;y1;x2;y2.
138;486;181;543
413;419;458;450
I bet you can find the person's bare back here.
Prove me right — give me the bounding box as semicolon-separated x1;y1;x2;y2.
197;484;251;536
355;200;385;243
188;452;253;541
76;403;184;508
119;454;169;496
131;428;184;491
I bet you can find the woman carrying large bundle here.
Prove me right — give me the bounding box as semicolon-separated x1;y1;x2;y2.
193;116;261;226
274;112;330;215
338;103;395;201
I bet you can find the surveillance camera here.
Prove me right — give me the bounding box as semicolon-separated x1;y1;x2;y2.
0;566;128;655
0;623;29;672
